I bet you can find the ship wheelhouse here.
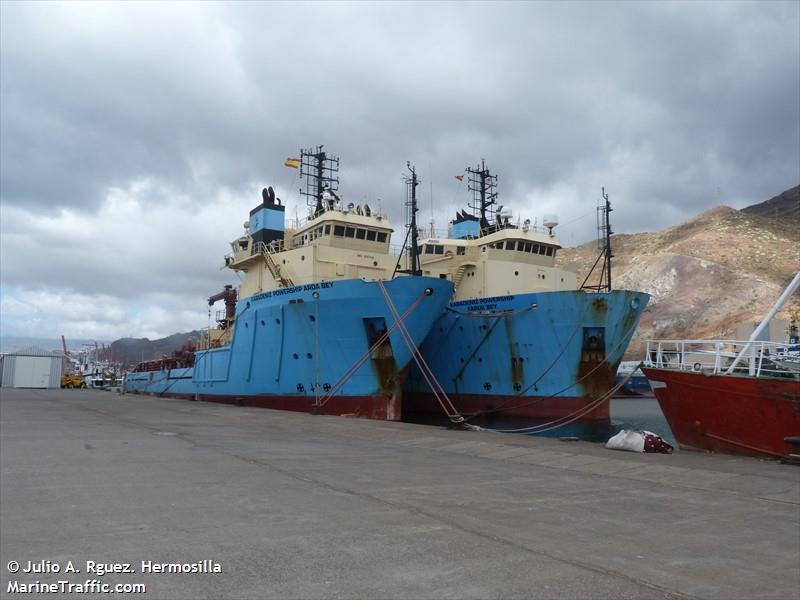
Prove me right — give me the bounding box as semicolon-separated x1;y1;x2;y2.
225;201;398;299
415;225;576;299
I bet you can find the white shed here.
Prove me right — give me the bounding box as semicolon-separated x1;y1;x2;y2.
0;348;64;389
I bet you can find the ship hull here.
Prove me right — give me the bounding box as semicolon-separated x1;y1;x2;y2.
135;390;401;420
403;392;610;420
404;289;649;423
124;277;453;421
642;367;800;458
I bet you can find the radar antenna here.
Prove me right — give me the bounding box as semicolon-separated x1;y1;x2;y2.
580;187;614;293
466;159;498;233
299;145;340;216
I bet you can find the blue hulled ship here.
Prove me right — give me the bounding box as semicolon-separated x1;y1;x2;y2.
125;148;453;420
402;162;650;424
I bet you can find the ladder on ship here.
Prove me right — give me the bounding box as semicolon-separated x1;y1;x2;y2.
259;243;294;288
451;263;476;289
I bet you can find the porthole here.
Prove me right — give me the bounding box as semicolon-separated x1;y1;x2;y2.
309;315;316;322
307;353;312;359
275;318;281;324
514;271;519;276
293;353;299;359
301;255;305;261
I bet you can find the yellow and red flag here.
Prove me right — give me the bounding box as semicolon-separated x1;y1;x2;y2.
284;157;301;169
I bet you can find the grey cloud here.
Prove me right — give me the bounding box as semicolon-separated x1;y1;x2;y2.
1;1;797;339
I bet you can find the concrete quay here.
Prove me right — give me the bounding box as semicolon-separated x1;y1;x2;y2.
1;388;798;599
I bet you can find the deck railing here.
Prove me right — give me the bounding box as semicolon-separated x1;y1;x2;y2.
643;339;799;378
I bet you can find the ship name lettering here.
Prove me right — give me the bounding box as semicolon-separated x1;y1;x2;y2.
450;295;513;308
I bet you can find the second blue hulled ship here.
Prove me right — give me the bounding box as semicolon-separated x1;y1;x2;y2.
404;289;648;421
402;162;649;423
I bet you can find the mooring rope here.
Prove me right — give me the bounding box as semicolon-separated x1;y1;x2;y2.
479;365;640;434
377;280;471;426
465;313;642;421
317;286;430;409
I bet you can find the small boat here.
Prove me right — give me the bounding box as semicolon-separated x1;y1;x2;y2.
642;272;800;459
614;361;652;395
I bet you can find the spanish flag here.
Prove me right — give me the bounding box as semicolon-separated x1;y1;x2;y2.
284;157;301;169
454;174;464;181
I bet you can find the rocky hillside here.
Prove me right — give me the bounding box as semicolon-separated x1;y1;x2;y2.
557;188;799;357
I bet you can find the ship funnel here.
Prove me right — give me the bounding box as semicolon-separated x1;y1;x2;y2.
250;187;285;247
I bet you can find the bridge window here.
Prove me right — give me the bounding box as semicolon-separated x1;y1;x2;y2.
506;240;516;251
377;232;388;243
324;225;331;235
546;247;554;256
366;230;377;241
434;245;444;255
457;246;465;255
345;227;355;238
356;228;366;240
333;225;345;236
524;242;532;252
538;245;546;255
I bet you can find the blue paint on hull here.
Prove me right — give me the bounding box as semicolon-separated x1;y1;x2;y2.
125;277;454;415
404;290;650;418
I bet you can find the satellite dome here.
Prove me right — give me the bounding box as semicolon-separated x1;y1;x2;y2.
543;214;559;229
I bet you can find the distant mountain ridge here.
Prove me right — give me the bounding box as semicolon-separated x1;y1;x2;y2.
741;185;799;221
111;331;201;366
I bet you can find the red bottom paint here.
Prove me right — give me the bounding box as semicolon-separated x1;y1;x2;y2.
403;392;610;422
642;367;800;458
132;392;401;421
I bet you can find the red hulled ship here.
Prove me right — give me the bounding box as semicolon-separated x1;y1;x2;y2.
642;272;800;460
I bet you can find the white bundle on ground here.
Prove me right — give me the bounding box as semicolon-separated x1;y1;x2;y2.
606;429;674;454
606;429;646;452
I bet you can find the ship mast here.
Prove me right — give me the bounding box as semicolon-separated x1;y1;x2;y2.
404;162;422;276
299;145;340;217
580;187;614;293
466;159;498;233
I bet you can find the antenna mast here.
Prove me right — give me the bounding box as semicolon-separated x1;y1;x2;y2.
299;145;340;216
466;159;498;232
404;162;422;276
580;187;614;293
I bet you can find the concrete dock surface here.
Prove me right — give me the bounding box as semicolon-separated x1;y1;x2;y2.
1;388;798;599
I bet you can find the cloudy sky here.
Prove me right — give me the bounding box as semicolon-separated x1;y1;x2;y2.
1;1;798;343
